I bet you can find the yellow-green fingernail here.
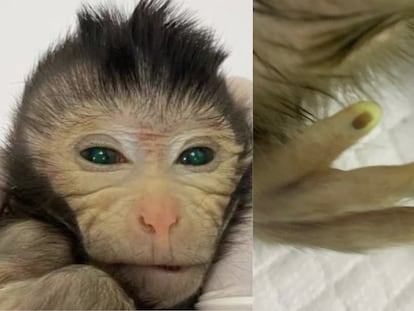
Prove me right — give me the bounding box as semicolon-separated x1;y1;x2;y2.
349;101;382;130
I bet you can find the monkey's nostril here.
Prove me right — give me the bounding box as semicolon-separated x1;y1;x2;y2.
138;205;179;237
139;215;156;234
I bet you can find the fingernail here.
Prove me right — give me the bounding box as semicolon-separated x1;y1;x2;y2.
352;111;373;129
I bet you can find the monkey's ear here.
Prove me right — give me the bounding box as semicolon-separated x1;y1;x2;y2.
226;76;252;126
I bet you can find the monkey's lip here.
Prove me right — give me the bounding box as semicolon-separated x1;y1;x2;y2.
137;263;206;273
113;260;209;273
155;265;183;272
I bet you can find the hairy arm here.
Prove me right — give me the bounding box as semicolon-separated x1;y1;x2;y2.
0;263;135;310
0;220;134;309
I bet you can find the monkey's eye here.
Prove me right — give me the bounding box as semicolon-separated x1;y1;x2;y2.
177;147;215;166
80;147;127;165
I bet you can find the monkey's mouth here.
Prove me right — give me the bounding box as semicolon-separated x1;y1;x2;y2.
155;265;183;272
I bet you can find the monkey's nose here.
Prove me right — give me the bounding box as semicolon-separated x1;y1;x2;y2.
138;202;179;238
138;214;178;236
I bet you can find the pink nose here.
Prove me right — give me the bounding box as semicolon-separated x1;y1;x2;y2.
137;194;179;239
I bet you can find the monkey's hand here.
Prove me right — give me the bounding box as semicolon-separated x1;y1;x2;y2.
254;101;414;251
0;220;135;310
0;265;135;310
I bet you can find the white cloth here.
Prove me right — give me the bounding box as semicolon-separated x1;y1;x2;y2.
197;210;252;310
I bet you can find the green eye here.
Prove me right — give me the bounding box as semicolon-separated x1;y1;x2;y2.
178;147;215;166
80;147;126;165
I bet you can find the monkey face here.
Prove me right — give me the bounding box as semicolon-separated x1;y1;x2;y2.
5;2;251;307
23;94;246;307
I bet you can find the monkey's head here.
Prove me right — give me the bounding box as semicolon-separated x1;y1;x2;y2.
5;1;251;308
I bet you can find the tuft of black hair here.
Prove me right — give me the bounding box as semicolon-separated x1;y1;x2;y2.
76;0;227;95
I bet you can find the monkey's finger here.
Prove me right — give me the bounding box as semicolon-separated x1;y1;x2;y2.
303;101;382;161
255;207;414;252
284;101;382;171
256;163;414;223
254;101;382;192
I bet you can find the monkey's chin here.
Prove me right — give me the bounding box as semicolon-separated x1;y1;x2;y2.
114;263;208;308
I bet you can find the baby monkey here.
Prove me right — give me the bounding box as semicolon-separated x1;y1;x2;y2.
0;1;251;309
254;0;414;252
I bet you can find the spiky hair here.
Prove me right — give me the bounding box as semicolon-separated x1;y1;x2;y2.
25;0;227;95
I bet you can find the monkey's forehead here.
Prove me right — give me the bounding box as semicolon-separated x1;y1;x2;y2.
20;86;231;126
55;97;233;133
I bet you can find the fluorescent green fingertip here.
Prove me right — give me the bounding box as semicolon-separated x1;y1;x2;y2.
349;101;382;131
